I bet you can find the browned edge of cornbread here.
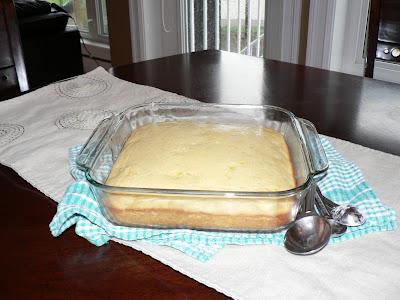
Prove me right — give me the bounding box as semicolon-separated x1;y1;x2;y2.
104;204;294;230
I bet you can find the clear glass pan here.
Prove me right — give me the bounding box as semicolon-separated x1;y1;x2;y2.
77;102;328;232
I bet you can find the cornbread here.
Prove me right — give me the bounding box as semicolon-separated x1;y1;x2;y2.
105;121;297;230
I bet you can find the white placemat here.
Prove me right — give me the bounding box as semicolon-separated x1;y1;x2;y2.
0;68;192;202
1;67;399;299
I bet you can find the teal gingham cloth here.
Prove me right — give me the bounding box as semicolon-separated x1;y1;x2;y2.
50;137;397;262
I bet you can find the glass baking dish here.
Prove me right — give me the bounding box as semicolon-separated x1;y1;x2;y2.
77;102;328;232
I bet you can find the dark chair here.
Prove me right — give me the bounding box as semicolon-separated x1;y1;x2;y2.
0;0;29;101
16;1;83;89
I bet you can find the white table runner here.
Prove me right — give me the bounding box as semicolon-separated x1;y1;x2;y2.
1;68;399;299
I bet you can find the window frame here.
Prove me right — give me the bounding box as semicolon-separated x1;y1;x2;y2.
305;0;370;75
78;0;109;44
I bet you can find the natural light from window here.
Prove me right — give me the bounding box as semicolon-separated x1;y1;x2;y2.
47;0;108;43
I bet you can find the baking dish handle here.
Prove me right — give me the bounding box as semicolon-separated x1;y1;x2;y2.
298;118;329;178
76;116;115;171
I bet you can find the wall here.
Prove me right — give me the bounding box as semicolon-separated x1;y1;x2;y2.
81;40;111;73
328;0;347;72
306;0;369;76
264;0;302;63
129;0;183;62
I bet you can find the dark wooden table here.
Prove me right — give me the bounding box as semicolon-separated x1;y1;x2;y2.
1;50;399;299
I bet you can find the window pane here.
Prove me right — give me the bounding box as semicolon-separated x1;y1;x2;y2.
188;0;265;57
99;0;109;35
220;0;265;57
67;0;89;32
47;0;89;32
47;0;62;5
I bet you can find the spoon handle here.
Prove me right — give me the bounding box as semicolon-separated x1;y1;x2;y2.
304;185;317;214
316;186;338;209
315;188;348;237
315;192;331;218
316;186;366;227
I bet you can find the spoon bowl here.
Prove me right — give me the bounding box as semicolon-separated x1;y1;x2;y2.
316;187;366;227
326;219;347;237
284;214;331;255
284;186;331;255
331;205;366;227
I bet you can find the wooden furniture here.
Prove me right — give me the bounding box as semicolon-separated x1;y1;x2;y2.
365;0;382;78
0;0;29;101
1;50;400;299
16;1;83;89
106;0;133;68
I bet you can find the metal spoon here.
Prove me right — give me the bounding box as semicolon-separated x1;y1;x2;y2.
315;191;347;237
316;187;366;227
284;186;331;255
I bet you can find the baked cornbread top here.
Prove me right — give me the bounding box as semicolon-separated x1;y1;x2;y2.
106;121;296;192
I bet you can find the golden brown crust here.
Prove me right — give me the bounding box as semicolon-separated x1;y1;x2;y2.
105;205;293;230
103;192;296;230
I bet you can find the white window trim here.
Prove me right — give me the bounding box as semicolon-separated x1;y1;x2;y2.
129;0;147;62
306;0;370;76
305;0;334;69
80;38;110;61
62;0;111;62
179;0;189;53
61;0;109;44
129;0;183;62
82;0;109;44
340;0;370;75
264;0;302;64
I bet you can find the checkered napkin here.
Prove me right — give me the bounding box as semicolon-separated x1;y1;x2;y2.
49;137;397;262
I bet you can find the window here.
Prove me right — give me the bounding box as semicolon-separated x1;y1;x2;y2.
186;0;265;57
130;0;302;65
47;0;109;43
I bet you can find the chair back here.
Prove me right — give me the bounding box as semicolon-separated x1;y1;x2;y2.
0;0;29;101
